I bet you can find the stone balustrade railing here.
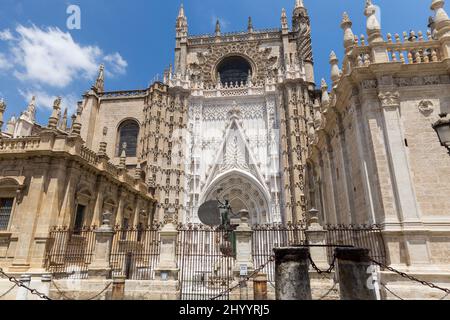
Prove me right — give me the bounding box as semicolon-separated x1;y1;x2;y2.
80;146;99;165
0;137;41;152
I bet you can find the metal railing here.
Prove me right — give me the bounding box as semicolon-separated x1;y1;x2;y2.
109;225;161;280
324;224;387;265
44;226;96;279
252;223;307;283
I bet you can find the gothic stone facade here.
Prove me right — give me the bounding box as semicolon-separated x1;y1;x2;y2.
0;0;449;299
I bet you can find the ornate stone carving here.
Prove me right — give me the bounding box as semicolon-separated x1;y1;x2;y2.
418;100;434;116
378;91;400;107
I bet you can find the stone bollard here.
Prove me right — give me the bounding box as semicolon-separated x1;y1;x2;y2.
274;247;312;300
335;247;377;300
39;274;52;300
16;275;31;300
253;273;268;300
111;276;126;300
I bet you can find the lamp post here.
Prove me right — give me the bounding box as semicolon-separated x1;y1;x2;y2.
432;113;450;154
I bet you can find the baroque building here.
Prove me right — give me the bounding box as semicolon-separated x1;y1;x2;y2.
0;0;449;300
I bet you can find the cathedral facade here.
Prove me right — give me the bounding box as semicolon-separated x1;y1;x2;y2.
0;0;449;299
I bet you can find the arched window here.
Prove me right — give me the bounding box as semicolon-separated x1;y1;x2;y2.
117;120;140;157
217;56;252;86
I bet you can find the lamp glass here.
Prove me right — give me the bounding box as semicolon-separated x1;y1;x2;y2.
435;123;450;147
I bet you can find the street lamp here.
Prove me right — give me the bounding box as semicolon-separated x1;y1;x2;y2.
432;113;450;154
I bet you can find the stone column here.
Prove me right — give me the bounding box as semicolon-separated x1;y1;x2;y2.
16;275;31;300
274;247;312;300
335;247;377;300
305;209;328;269
89;212;115;278
233;210;254;277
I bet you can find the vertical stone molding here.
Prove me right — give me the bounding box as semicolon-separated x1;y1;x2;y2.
274;247;312;300
335;247;377;300
154;222;179;280
378;89;421;224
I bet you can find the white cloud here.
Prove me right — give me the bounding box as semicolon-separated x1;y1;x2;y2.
0;29;14;41
19;89;79;115
0;53;10;70
2;25;127;88
104;52;128;76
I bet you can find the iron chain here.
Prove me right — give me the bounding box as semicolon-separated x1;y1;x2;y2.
210;255;275;300
371;259;450;295
0;268;51;300
308;254;337;275
381;283;404;300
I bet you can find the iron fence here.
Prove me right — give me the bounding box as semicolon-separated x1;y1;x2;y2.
44;226;96;279
109;225;162;280
252;223;307;283
324;224;387;265
177;224;235;300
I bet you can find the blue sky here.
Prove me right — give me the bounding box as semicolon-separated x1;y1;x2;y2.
0;0;445;126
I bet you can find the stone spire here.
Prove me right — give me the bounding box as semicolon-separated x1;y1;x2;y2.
134;160;142;180
293;0;308;31
93;64;104;93
23;96;36;122
119;143;127;169
248;16;253;33
215;19;221;36
431;0;450;38
364;0;383;43
341;12;355;51
295;0;304;9
48;97;62;129
0;99;5;129
281;8;288;30
60;108;68;131
71;105;82;136
176;3;188;38
330;51;341;84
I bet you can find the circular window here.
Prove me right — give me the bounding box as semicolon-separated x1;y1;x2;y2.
217;56;252;86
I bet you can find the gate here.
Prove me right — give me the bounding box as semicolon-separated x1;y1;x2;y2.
109;224;161;280
177;225;235;300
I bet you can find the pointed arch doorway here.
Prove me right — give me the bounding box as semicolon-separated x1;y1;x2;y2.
198;170;271;225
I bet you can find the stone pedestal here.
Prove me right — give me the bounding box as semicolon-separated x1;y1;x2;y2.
274;247;312;300
154;223;179;280
305;208;328;269
111;276;126;300
335;248;377;300
38;274;52;300
88;216;114;278
233;211;254;277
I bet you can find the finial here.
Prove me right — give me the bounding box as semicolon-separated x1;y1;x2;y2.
119;142;127;169
48;97;62;129
98;127;108;156
281;8;288;30
134;161;142;180
341;12;355;50
60;108;68;131
431;0;450;38
0;99;6;129
93;64;105;93
329;51;341;84
71;104;82;136
321;79;330;107
215;19;221;36
178;3;185;18
248;17;253;33
364;0;383;43
295;0;304;8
